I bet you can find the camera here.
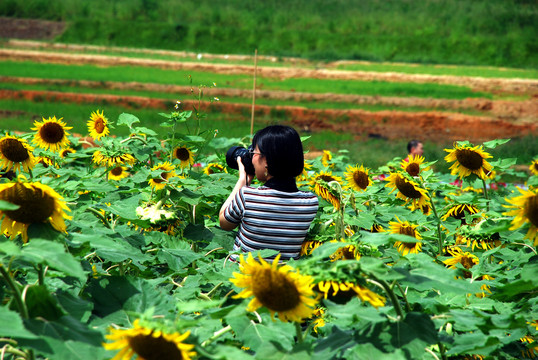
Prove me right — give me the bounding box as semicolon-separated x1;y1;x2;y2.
226;145;255;175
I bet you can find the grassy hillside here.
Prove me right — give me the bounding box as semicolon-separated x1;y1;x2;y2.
1;0;536;68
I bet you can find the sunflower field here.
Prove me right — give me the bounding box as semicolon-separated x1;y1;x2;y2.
0;103;537;360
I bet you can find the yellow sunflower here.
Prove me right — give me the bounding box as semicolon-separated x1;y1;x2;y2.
312;307;326;333
0;181;71;242
442;246;479;278
455;234;501;252
172;146;195;169
504;187;538;245
35;156;57;168
389;218;422;255
520;335;538;359
59;148;76;158
530;160;538;176
444;143;493;180
321;150;333;168
316;280;386;308
103;319;196;360
309;171;342;210
203;162;227;175
408;202;432;215
108;166;129;181
87;110;110;140
300;240;323;256
400;154;430;177
344;164;372;192
441;204;481;224
31;116;72;152
230;253;318;322
385;172;430;208
148;162;177;190
330;241;361;261
92;150;136;168
0;134;35;173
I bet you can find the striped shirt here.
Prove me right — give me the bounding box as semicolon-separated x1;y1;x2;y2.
223;185;319;260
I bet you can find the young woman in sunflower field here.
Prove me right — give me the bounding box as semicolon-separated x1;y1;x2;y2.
219;125;319;261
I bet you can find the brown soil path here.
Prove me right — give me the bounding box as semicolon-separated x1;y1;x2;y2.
2;75;536;122
1;89;536;143
1;48;537;96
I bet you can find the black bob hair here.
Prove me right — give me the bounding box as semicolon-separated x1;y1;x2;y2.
252;125;304;178
407;139;422;153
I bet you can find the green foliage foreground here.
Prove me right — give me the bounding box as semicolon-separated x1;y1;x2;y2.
0;107;537;360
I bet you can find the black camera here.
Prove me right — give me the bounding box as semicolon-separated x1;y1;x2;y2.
226;145;255;175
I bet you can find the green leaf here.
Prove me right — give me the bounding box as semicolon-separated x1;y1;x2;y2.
156;248;203;271
20;240;85;280
0;199;19;210
0;306;38;338
25;285;65;320
117;113;140;127
482;138;510;149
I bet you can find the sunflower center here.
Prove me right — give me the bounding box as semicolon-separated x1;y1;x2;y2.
525;194;538;228
39;122;65;144
455;149;483;170
395;176;422;199
94;118;106;134
0;183;55;223
0;138;30;162
406;163;420;177
319;175;335;182
110;167;123;176
460;256;476;270
341;246;356;260
251;268;300;312
175;148;190;161
353;171;369;189
128;333;183;360
398;225;416;237
153;171;171;184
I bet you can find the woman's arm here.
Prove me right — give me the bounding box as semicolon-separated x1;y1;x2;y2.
219;157;251;230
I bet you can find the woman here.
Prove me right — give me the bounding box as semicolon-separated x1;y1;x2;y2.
219;125;318;261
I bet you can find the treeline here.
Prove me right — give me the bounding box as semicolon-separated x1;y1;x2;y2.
1;0;537;68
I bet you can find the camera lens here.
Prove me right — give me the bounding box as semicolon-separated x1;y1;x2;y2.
225;146;255;175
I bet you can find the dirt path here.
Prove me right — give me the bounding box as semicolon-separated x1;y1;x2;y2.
1;48;537;96
1;75;536;122
1;89;536;143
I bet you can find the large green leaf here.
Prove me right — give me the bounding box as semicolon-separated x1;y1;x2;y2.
0;306;38;339
20;240;85;280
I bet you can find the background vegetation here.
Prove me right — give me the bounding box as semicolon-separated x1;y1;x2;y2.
1;0;537;68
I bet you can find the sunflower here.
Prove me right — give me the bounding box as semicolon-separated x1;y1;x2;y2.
520;335;538;359
92;150;136;168
31;116;72;152
442;246;479;278
385;172;430;208
59;148;76;158
504;187;538;245
109;166;129;181
530;160;538;176
456;234;501;251
408;202;432;215
0;181;71;242
441;204;481;224
230;253;318;322
309;171;342;210
35;156;56;168
444;143;493;180
330;241;361;261
400;155;430;177
0;134;35;173
148;162;177;190
203;162;227;175
312;307;326;333
344;164;372;192
173;146;194;169
103;319;196;360
321;150;332;168
389;218;422;255
316;280;385;308
87;110;110;140
300;240;323;256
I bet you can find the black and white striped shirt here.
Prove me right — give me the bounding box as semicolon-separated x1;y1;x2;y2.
224;185;319;260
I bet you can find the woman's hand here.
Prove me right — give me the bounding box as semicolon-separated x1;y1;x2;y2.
236;156;253;185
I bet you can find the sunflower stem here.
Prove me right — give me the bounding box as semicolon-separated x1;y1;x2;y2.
0;264;29;319
86;207;112;230
395;283;412;313
294;321;304;343
481;178;490;211
201;325;232;347
438;341;448;360
373;277;404;320
37;264;46;286
428;196;444;257
169;118;177;162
